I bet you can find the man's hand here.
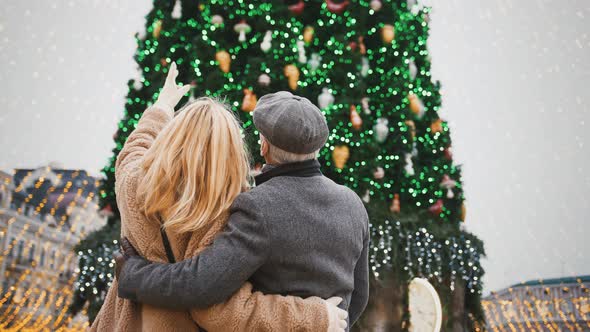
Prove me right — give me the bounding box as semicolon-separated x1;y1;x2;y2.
114;237;139;280
325;296;348;332
153;62;191;115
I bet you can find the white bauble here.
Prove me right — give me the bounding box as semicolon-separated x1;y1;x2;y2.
408;278;442;332
297;40;307;64
405;153;415;176
133;79;143;91
373;118;389;143
211;15;224;26
370;0;382;11
258;74;271;86
308;53;321;72
261;31;272;53
409;59;418;80
318;88;334;110
362;190;371;203
172;0;181;19
361;57;370;77
373;167;385;179
361;97;371;114
411;142;419;157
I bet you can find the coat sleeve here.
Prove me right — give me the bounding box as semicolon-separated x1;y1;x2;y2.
189;277;329;331
348;207;370;325
114;106;172;184
117;193;271;309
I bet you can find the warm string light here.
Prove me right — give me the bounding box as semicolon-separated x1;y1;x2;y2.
482;278;590;331
0;170;97;330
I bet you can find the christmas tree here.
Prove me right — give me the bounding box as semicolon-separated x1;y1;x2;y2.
72;0;486;330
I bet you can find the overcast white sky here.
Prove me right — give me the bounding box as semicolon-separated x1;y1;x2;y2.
0;0;588;293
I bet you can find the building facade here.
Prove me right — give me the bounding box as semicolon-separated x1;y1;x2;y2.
483;276;590;331
0;165;106;329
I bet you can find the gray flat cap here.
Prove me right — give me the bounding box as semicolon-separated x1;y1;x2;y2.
253;91;329;154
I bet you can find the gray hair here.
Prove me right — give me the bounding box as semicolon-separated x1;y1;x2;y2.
265;138;318;164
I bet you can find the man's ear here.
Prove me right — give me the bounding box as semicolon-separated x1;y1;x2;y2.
260;135;269;157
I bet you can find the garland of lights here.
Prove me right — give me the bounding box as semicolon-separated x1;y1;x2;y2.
0;170;99;330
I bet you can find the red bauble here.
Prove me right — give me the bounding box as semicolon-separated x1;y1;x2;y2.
289;0;305;15
429;199;444;215
325;0;350;14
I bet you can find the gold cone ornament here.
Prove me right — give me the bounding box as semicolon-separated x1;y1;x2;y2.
303;26;315;44
461;203;466;221
405;120;416;140
408;93;424;117
332;145;350;169
241;89;257;112
350;105;362;130
284;64;300;90
153;20;163;38
390;194;401;213
216;50;231;73
381;24;395;43
430;119;443;133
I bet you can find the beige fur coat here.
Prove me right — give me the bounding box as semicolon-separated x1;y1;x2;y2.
90;107;328;331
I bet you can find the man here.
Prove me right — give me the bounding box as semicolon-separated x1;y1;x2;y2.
116;91;370;331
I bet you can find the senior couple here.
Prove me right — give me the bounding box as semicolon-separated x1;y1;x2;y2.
92;63;369;331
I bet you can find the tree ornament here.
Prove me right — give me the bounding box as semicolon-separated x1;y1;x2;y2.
358;36;367;55
350;105;362;130
258;74;271;86
242;89;257;112
326;0;350;14
297;40;307;64
381;24;395;43
440;175;457;199
373;118;389;143
188;81;197;102
461;202;467;221
211;15;224;26
133;79;143;91
405;120;416;140
284;64;300;90
172;0;181;19
215;50;231;73
261;31;272;53
318;88;334;109
409;59;418;80
234;20;252;42
404;153;415;176
390;194;401;213
430;119;443;133
408;93;425;117
160;58;168;67
361;97;371;114
288;0;305;15
373;167;385;179
303;26;314;44
411;142;418;157
308;53;322;72
332;145;350;169
429;199;444;215
361;57;370;77
362;190;371;203
444;146;453;160
348;41;358;52
370;0;382;11
153;20;162;38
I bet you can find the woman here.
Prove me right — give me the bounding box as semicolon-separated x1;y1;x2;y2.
91;63;344;331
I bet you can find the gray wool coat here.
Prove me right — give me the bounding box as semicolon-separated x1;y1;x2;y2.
118;159;370;329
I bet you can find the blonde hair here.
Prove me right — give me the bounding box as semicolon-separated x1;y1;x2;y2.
137;98;251;234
